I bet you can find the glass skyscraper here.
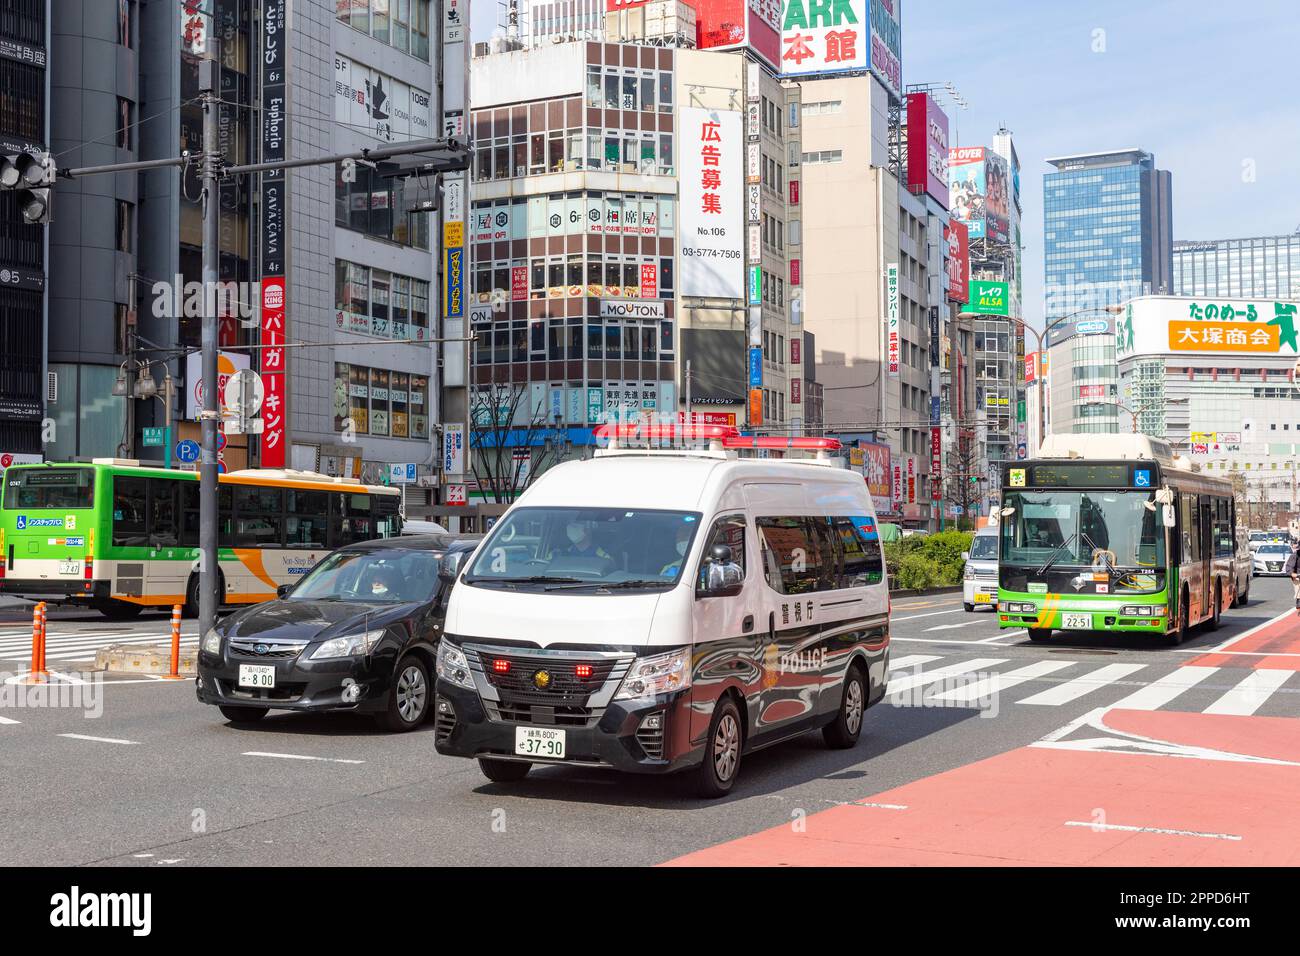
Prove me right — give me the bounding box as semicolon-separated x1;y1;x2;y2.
1044;148;1173;319
1043;148;1172;432
1173;234;1300;298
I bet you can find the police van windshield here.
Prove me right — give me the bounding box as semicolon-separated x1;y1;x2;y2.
463;507;703;590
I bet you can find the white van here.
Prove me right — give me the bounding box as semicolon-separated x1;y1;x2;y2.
962;526;999;611
433;426;891;797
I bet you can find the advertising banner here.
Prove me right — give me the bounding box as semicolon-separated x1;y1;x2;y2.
259;0;288;468
697;0;782;71
906;91;949;207
1115;296;1300;358
969;280;1009;316
983;150;1010;244
680;107;745;299
887;262;900;376
334;54;433;144
779;0;902;100
639;263;658;299
442;423;465;476
930;427;942;500
945;219;968;303
862;442;891;513
948;146;987;240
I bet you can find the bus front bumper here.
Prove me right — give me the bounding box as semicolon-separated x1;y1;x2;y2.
997;598;1172;632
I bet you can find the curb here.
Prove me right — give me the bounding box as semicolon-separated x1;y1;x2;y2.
94;643;196;677
888;584;963;597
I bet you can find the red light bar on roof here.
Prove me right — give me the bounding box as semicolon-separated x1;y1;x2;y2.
594;423;741;443
722;436;843;452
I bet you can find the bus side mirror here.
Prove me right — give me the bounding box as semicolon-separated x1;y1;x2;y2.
1162;504;1176;528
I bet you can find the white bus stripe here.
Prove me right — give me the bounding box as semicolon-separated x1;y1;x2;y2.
1017;663;1148;706
1106;665;1219;710
1203;669;1294;716
929;660;1074;703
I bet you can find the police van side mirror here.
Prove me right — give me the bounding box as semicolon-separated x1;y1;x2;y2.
697;544;743;598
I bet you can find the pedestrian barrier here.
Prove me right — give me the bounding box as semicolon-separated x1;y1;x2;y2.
25;601;47;684
164;604;184;680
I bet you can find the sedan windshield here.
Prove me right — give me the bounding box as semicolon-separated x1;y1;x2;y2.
1000;489;1164;569
1258;545;1291;556
288;549;440;603
464;506;703;589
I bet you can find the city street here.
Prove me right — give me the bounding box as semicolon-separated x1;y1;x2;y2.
3;578;1298;867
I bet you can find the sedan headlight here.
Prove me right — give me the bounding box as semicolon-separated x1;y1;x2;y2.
308;628;385;660
201;629;222;654
436;640;474;689
614;647;692;701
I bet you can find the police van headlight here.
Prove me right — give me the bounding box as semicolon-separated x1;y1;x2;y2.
436;639;475;689
615;647;692;701
201;629;222;654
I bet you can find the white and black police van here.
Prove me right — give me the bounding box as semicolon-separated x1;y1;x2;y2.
433;423;890;797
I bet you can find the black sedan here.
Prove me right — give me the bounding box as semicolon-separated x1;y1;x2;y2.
196;534;480;732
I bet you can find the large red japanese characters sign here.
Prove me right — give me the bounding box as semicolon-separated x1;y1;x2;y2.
780;0;902;98
260;276;287;468
679;107;744;299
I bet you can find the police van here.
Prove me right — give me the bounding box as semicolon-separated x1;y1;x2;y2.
433;423;891;797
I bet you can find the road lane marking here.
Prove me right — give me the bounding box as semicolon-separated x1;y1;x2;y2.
888;654;942;670
925;621;979;632
58;733;140;745
1105;666;1219;710
1202;670;1294;716
886;658;1008;698
1063;820;1242;841
1017;663;1148;706
242;751;365;765
929;660;1075;703
892;608;969;622
0;715;20;725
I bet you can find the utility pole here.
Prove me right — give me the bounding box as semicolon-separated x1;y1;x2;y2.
198;53;222;637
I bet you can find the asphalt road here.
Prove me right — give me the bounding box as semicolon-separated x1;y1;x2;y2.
1;578;1298;866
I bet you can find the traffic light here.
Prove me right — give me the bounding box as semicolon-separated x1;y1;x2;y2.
0;151;55;224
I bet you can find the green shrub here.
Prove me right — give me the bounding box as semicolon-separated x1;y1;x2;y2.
894;553;940;590
885;530;974;590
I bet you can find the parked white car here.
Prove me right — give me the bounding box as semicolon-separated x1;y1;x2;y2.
962;528;999;611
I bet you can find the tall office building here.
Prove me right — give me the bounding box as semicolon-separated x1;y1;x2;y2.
1173;233;1300;299
0;0;49;462
1043;147;1172;433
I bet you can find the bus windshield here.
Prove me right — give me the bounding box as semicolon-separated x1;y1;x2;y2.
3;468;95;510
1000;489;1164;569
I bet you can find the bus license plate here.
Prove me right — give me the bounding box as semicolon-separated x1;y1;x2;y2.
238;665;276;689
58;560;80;575
515;726;566;759
1062;613;1092;630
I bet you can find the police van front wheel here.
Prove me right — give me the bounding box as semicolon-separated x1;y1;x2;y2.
696;697;743;799
823;665;867;749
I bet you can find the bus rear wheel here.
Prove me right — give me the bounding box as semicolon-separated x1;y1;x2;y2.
184;572;224;619
96;598;143;620
1208;585;1222;630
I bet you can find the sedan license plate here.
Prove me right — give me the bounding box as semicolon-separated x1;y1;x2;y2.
1062;612;1093;630
515;726;566;759
237;664;276;689
58;560;80;575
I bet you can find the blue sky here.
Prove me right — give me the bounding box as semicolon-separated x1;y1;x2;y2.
470;1;1300;327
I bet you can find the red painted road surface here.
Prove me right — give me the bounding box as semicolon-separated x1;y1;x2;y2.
662;708;1300;867
1189;608;1300;670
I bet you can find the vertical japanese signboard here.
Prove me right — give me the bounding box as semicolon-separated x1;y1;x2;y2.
886;262;900;377
680;107;744;299
930;427;941;500
945;219;969;303
259;0;288;468
905;91;948;207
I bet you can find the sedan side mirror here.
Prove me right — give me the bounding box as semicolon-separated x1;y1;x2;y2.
439;549;468;583
276;583;293;599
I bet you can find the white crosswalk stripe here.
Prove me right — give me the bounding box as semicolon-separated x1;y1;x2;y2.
1017;662;1148;706
929;660;1075;703
0;629;198;663
1203;669;1294;716
881;655;1296;715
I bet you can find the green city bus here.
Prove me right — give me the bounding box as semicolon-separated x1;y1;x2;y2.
995;435;1240;645
0;460;401;618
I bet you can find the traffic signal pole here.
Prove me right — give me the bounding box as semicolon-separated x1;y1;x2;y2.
12;52;469;641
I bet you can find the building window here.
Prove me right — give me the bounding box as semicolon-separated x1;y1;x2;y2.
117;98;133;150
115;201;133;253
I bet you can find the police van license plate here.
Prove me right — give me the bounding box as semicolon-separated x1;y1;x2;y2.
1062;613;1092;630
238;665;276;688
515;726;566;759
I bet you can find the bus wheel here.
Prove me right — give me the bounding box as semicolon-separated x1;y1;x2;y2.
697;696;743;799
1234;578;1249;607
96;599;143;620
184;572;223;619
1027;628;1052;643
823;664;867;749
1208;585;1222;631
1166;596;1190;647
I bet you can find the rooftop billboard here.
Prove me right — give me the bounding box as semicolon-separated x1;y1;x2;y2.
780;0;902;100
905;91;949;207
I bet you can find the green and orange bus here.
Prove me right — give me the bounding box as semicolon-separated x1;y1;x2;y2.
0;460;401;617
